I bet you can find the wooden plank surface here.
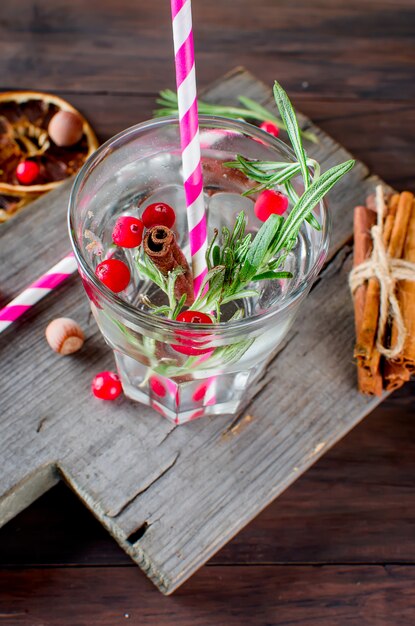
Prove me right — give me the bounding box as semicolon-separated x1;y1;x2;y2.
1;0;414;101
1;0;415;619
2;565;415;626
1;393;414;568
0;67;396;593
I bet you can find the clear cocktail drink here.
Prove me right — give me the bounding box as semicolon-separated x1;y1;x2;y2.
69;116;329;424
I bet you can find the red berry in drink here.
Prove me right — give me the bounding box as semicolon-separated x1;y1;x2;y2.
254;189;289;222
95;259;130;293
16;160;40;185
172;310;213;356
192;383;208;402
259;120;280;138
91;371;122;400
176;311;212;324
150;376;166;398
112;216;144;248
142;202;176;229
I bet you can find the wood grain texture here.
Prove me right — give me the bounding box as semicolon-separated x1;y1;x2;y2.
1;565;415;626
1;393;414;568
39;94;415;193
1;0;414;100
0;69;402;593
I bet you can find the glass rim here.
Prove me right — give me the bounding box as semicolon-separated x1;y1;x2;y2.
68;114;330;334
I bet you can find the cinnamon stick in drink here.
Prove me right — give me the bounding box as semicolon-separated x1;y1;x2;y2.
143;225;194;305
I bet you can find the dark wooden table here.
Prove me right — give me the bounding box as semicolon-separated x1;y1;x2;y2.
1;0;415;623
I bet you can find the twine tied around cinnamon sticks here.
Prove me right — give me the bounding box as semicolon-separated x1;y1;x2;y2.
349;186;415;359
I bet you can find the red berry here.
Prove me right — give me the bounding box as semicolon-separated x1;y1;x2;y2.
172;311;213;356
259;120;280;138
189;409;205;421
150;376;166;398
142;203;176;229
112;216;144;248
16;160;40;185
254;190;289;222
176;311;212;324
95;259;130;293
192;383;208;402
91;371;122;400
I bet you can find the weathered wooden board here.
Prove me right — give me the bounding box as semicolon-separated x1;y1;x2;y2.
0;68;391;594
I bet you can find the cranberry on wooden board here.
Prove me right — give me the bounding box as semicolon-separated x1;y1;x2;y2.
95;259;130;293
91;371;122;401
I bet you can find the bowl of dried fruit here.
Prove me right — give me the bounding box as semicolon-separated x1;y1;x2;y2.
0;91;99;222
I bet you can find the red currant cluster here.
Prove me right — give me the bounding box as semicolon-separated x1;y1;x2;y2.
94;202;176;293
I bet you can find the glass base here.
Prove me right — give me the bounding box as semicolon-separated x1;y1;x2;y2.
114;351;259;425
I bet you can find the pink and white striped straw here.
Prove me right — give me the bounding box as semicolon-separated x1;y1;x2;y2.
170;0;208;296
0;252;77;334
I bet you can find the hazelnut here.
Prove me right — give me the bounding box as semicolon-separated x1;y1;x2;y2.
48;110;84;147
45;317;85;355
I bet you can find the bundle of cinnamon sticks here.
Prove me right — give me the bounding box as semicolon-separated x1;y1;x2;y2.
352;189;415;395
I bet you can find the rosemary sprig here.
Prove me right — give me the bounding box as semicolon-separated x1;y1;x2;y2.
273;81;310;189
154;88;317;143
224;82;329;231
135;253;186;319
136;81;354;324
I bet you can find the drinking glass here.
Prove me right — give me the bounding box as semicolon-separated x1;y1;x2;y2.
69;116;330;424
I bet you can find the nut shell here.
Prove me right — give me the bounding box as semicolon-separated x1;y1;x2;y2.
45;317;85;355
48;110;84;147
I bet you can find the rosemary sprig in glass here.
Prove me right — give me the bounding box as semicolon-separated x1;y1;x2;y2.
154;88;318;143
138;81;354;323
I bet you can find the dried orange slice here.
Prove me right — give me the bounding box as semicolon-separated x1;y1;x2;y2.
0;91;99;222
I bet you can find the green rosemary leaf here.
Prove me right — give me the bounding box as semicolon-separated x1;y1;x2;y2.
284;180;300;204
221;289;259;305
275;159;355;253
238;95;285;128
305;212;321;231
154;90;318;142
152;305;172;316
235;234;252;263
223;247;235;281
212;244;221;266
239;214;283;283
215;300;221;320
166;267;184;313
191;266;226;310
158;89;177;102
208;338;255;367
137;253;167;292
229;211;246;246
253;270;293;280
172;294;187;319
206;229;218;270
273;81;310;190
283;182;320;230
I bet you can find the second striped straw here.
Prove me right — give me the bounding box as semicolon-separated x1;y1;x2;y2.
170;0;208;297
